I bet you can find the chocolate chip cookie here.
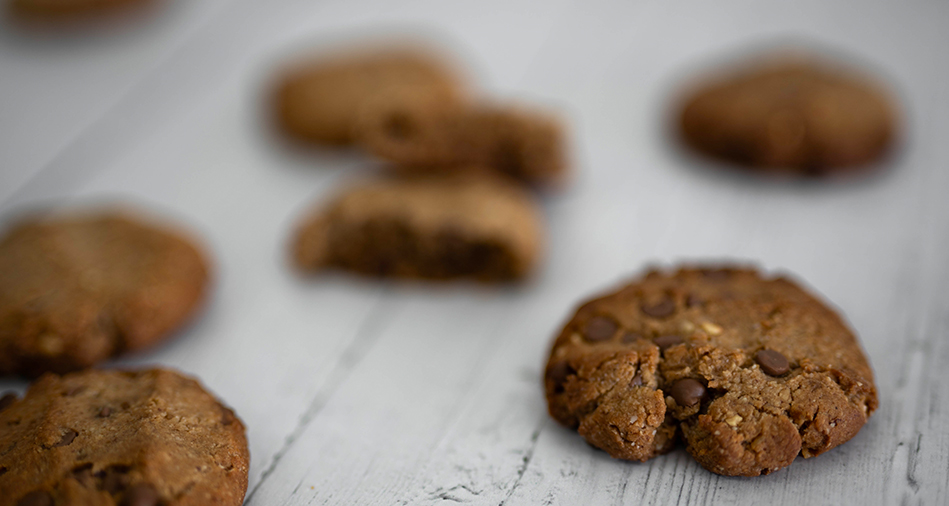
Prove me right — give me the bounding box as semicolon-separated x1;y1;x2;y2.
544;266;877;476
292;172;543;281
0;368;249;506
678;55;898;175
0;210;211;377
274;46;467;146
357;93;568;188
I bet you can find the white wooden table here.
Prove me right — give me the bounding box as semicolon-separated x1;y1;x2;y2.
2;1;947;504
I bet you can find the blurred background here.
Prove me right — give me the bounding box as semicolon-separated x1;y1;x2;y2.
2;0;948;504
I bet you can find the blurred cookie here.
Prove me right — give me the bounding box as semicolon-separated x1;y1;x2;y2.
293;173;543;281
274;47;467;146
0;210;210;377
545;266;877;476
678;55;898;175
0;368;249;506
9;0;155;21
357;93;568;188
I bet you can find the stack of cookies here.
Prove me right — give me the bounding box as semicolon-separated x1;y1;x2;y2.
273;43;570;282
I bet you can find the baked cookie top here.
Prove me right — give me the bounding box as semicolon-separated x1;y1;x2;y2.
678;56;898;174
0;210;210;377
544;266;877;476
274;46;467;146
293;172;544;281
0;368;249;506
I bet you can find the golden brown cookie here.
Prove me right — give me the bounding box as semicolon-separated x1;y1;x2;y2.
292;172;544;281
274;46;467;146
544;266;877;476
0;210;211;378
0;368;249;506
357;93;568;188
678;55;898;175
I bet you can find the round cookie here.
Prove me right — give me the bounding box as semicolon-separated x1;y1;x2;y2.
678;56;898;175
0;210;211;377
544;266;877;477
0;368;249;506
356;93;569;188
274;47;467;146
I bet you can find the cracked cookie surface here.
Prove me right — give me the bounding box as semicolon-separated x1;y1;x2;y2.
544;266;877;476
0;211;210;377
292;173;543;281
0;368;249;506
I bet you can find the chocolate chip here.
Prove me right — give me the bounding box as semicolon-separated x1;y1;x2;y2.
547;361;575;393
99;465;131;494
122;484;159;506
653;334;684;351
686;294;703;307
701;268;732;281
629;374;643;387
669;378;706;407
0;466;7;476
756;349;790;376
16;491;52;506
621;332;643;344
641;298;676;318
582;316;618;342
0;393;16;412
73;464;94;487
54;429;78;447
98;407;112;418
221;408;236;426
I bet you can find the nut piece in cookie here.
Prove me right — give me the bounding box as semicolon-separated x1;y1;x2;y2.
544;265;877;476
292;173;544;281
274;45;468;146
356;93;569;188
0;209;211;377
677;52;899;175
0;368;249;506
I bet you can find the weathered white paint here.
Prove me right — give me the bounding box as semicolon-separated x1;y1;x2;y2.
2;0;947;504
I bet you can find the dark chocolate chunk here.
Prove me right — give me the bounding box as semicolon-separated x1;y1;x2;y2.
669;378;706;407
0;393;16;412
583;316;618;342
653;334;684;351
17;491;53;506
54;429;78;447
641;298;675;318
547;361;575;393
122;484;160;506
755;349;790;376
98;407;113;418
629;374;643;387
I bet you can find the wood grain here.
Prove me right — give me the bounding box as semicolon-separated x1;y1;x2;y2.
1;0;947;504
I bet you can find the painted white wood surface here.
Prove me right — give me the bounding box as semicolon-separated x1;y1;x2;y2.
2;0;948;504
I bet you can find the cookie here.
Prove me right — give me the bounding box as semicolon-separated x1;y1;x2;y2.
292;173;543;281
544;266;877;476
274;47;467;146
0;210;210;377
357;93;568;188
678;55;897;175
0;368;249;506
8;0;155;21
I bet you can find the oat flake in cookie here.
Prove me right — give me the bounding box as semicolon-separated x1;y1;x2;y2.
292;172;543;281
0;210;211;377
678;54;898;175
0;368;249;506
544;266;877;476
